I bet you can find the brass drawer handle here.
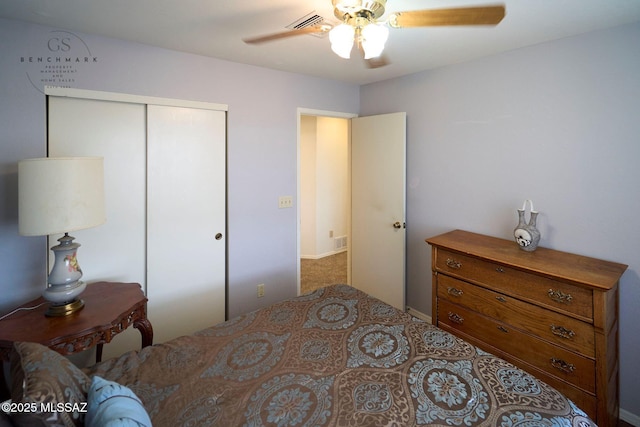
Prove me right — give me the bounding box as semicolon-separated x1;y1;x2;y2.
495;267;505;273
550;324;576;340
495;296;507;303
447;312;464;324
447;287;464;297
550;357;576;374
446;258;462;269
547;289;573;304
497;325;509;333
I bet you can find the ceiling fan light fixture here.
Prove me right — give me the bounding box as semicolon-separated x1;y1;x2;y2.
361;23;389;59
329;23;355;58
245;2;504;68
332;0;387;19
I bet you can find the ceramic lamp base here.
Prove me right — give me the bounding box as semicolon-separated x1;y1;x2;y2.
44;233;87;316
43;279;86;316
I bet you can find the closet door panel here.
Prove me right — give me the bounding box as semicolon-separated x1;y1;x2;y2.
147;105;226;343
47;97;147;288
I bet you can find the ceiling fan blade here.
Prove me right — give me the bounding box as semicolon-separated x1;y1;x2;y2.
390;5;505;28
243;25;330;44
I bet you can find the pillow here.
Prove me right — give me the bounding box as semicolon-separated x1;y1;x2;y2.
9;342;91;427
86;376;151;427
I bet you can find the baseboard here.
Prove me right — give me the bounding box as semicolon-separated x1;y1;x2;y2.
406;306;432;324
621;408;640;426
300;249;346;260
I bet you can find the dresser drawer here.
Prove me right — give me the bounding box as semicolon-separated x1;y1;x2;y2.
437;275;595;357
435;248;593;321
438;299;596;393
439;321;597;419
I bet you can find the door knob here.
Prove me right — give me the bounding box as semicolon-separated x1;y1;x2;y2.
393;221;403;229
215;233;223;240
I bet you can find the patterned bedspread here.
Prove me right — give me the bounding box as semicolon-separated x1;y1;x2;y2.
85;284;595;426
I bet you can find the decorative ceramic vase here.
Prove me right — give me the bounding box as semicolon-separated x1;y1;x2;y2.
514;199;541;252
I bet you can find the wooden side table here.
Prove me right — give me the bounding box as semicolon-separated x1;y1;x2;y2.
0;282;153;399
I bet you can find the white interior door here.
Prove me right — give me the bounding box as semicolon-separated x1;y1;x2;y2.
351;112;406;310
147;105;226;343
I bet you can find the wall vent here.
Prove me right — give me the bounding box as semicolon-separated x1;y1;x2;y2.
334;236;348;251
286;11;333;37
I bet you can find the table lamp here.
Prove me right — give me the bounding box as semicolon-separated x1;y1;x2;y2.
18;157;106;316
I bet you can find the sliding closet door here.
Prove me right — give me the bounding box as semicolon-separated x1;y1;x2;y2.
147;105;226;343
48;89;228;359
47;97;147;287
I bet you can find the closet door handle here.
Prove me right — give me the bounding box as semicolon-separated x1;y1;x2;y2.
215;233;223;240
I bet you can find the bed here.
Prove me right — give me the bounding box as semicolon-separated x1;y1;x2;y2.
8;284;595;426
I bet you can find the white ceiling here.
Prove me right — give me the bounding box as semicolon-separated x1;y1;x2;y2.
2;0;640;85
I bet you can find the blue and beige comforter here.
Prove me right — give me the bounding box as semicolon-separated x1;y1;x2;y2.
86;284;595;426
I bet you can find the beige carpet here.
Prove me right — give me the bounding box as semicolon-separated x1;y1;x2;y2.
300;252;347;295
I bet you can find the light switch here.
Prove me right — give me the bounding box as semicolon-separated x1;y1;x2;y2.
278;196;293;208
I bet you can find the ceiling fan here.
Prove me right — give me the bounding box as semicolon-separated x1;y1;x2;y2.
244;0;506;68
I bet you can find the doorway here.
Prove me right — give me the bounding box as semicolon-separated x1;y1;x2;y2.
297;110;356;295
297;109;406;309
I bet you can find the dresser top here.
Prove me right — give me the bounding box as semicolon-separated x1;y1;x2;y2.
426;230;627;291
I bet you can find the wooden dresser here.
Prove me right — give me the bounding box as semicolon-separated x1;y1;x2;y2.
426;230;627;427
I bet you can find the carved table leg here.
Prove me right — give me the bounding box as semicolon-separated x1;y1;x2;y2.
134;318;154;348
96;344;104;363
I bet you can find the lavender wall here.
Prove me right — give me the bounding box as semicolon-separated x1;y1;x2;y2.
360;22;640;418
0;18;359;319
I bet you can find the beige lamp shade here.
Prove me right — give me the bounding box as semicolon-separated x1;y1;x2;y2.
18;157;106;236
